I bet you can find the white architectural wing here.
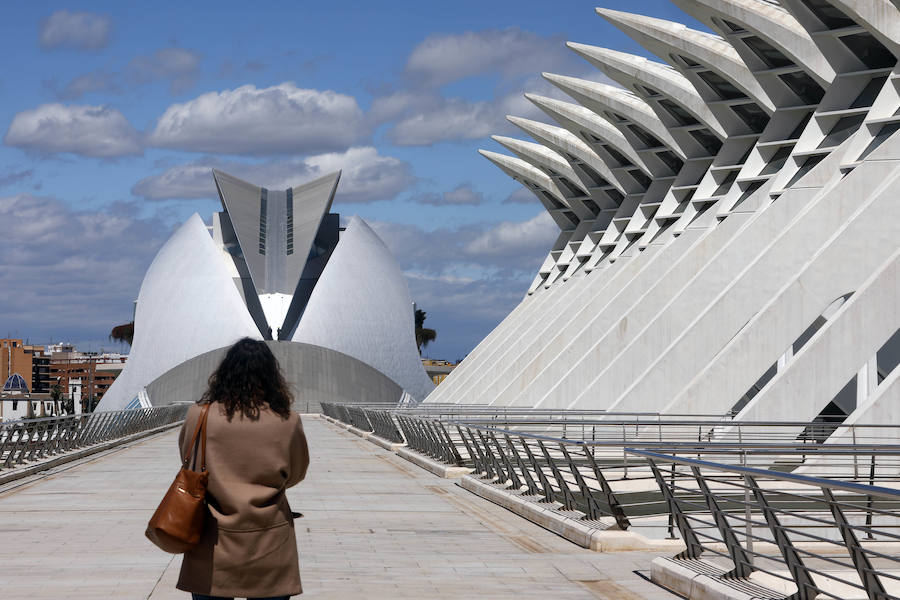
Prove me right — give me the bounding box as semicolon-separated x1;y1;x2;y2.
98;214;262;411
292;216;434;402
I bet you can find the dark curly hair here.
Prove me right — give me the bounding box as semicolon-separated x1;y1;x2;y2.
200;338;293;421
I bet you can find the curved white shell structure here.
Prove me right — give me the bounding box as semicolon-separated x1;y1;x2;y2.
99;171;432;411
293;216;434;401
98;214;262;411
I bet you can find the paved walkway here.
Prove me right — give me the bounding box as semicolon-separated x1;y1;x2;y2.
0;416;679;599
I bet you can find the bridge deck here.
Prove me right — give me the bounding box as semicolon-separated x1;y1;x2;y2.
0;416;677;599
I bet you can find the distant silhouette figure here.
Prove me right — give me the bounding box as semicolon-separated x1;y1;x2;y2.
176;338;309;600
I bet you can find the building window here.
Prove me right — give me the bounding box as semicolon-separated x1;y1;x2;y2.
286;187;294;255
799;0;856;29
788;111;814;140
839;34;896;70
818;114;866;149
760;147;793;176
697;70;746;100
603;145;631;167
779;72;825;105
721;19;746;34
657;98;698;126
689;128;723;155
850;75;889;109
629;169;652;188
713;170;738;196
627;124;663;149
676;54;702;68
732;103;769;133
656;150;683;174
258;188;268;255
742;36;794;69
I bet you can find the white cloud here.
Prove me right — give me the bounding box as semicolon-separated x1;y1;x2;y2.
464;212;557;259
0;194;168;341
132;146;414;204
405;28;568;86
148;83;367;155
502;187;538;204
414;183;484;206
304;147;414;203
127;48;202;93
53;70;119;100
3;103;142;158
386;96;506;146
39;10;111;50
367;213;557;359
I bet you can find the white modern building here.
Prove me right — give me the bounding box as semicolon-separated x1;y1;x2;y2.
98;170;433;412
427;0;900;431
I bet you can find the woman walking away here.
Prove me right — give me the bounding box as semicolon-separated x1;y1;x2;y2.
177;338;310;600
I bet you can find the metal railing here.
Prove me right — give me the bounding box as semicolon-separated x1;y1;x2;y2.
322;404;900;521
0;405;190;472
629;448;900;600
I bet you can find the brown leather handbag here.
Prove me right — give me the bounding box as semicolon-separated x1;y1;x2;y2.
145;403;211;553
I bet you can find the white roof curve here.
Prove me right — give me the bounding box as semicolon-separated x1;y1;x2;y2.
292;216;435;402
97;213;262;411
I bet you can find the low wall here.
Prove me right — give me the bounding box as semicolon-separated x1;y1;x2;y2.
146;341;403;413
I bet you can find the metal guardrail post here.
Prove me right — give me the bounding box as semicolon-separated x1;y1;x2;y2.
505;435;540;495
538;440;577;511
477;430;506;482
436;421;463;466
690;466;754;579
520;438;554;503
821;487;888;600
744;474;817;599
559;443;603;521
647;458;704;559
582;446;630;530
458;425;483;474
489;430;522;489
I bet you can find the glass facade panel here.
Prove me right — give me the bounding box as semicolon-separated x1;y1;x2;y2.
697;70;746;100
788;111;814;139
743;36;794;69
779;72;825;104
689;128;723;155
657;98;698;126
818;114;865;149
732;103;769;133
760;146;792;175
656;151;683;174
627;124;663;148
850;76;889;109
800;0;856;29
840;34;896;70
629;169;652;188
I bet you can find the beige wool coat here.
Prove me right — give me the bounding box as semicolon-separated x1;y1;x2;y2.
175;402;310;598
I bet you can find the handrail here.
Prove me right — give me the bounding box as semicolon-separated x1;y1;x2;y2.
626;448;900;501
0;404;190;472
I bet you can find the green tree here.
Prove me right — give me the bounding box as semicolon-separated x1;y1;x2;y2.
415;309;436;354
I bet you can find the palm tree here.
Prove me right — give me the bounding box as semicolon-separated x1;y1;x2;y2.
415;309;436;354
110;322;134;347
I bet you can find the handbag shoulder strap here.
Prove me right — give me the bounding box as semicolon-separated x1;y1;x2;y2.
199;403;209;472
182;403;211;470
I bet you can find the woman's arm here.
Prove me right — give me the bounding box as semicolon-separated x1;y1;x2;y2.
285;416;310;488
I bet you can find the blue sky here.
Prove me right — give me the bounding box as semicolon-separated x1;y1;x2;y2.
0;1;702;359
